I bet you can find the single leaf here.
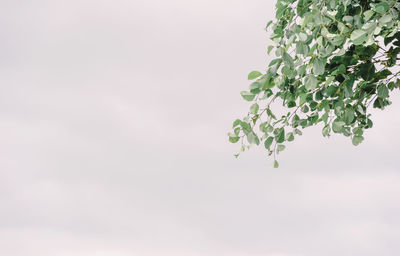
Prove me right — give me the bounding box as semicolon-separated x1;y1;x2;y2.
375;2;390;14
248;71;263;80
298;32;308;42
250;103;259;114
266;108;277;120
267;45;274;54
277;144;286;153
283;51;294;69
322;125;330;137
313;58;325;76
352;135;364;146
377;84;389;98
275;128;285;143
287;132;294;142
344;108;355;124
332;120;345;133
240;91;255;101
264;136;274;150
379;15;392;24
331;36;345;46
305;75;318;91
358;62;375;81
229;135;240;143
246;132;260;145
364;10;374;20
350;29;367;45
232;119;241;128
294;128;302;135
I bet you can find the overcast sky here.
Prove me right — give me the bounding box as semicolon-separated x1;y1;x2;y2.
1;1;400;255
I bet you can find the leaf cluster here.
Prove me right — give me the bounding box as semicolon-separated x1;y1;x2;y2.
229;0;400;167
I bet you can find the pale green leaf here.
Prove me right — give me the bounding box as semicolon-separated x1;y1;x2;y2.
332;120;345;133
352;135;364;146
305;75;318;91
250;103;259;114
248;71;263;80
313;59;325;76
375;2;390;14
364;10;374;21
350;29;367;45
240;91;255;101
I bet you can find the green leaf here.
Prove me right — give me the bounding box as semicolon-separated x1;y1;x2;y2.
287;132;294;142
266;108;277;120
264;136;274;150
268;59;282;75
296;42;308;55
240;123;251;135
332;64;346;75
364;10;374;21
277;144;286;153
322;125;331;137
299;93;307;105
259;122;268;133
332;120;345;133
266;20;273;29
276;2;286;19
353;127;363;136
261;75;275;90
248;71;263;80
287;101;296;108
233;119;241;128
249;82;261;94
229;136;240;143
379;15;392;25
283;51;294;69
375;2;390;14
273;160;279;168
343;16;353;24
344;108;355;124
298;65;306;76
294;128;302;135
350;29;368;45
305;75;318;91
331;36;345;46
250;103;259;114
358;62;375;81
275;128;285;143
313;59;325;76
240;91;255;101
352;135;364;146
377;84;389;98
298;32;308;42
267;45;274;54
246;132;260;145
373;97;385;109
297;0;312;17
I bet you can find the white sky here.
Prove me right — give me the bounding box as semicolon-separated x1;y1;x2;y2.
0;0;400;255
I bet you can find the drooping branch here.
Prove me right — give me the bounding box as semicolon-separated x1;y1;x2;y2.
229;0;400;167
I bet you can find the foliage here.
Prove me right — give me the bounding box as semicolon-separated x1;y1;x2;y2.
229;0;400;167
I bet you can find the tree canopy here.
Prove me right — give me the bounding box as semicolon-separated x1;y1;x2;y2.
229;0;400;167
